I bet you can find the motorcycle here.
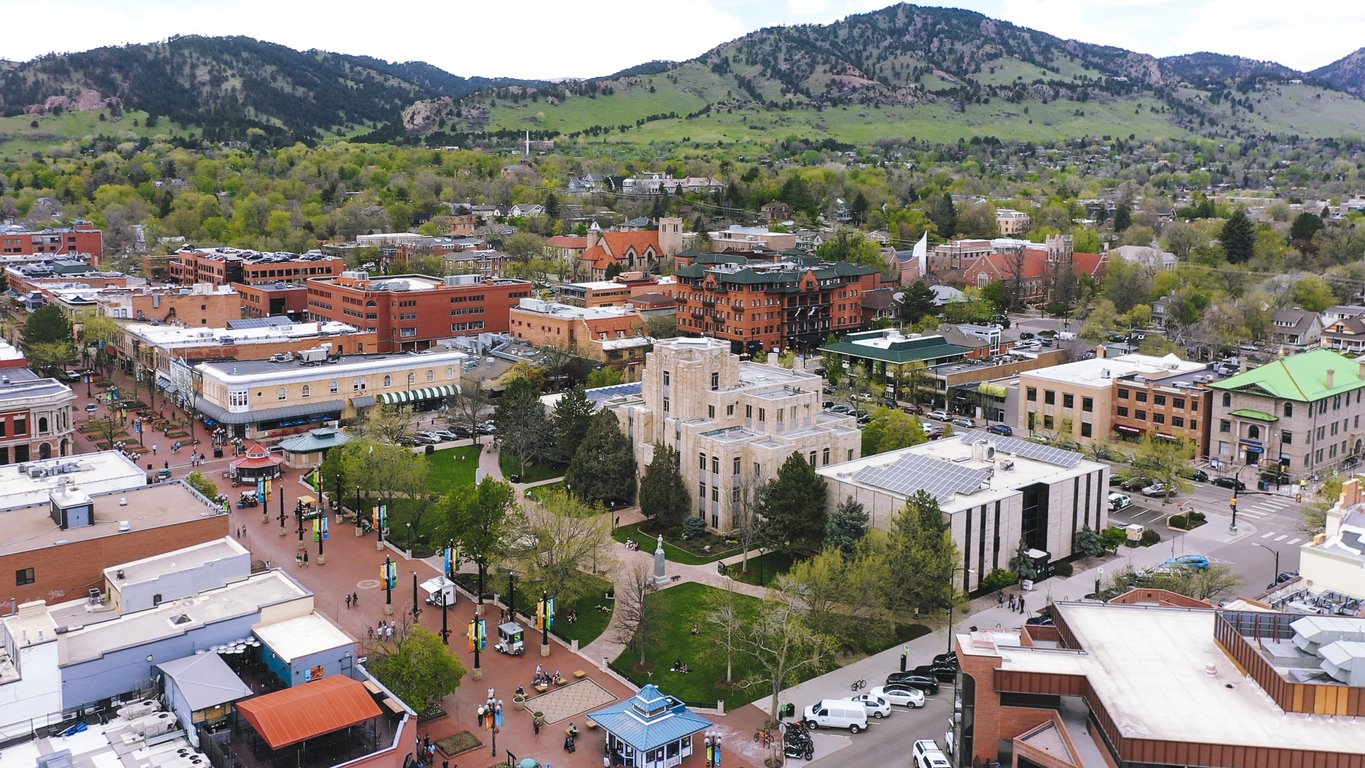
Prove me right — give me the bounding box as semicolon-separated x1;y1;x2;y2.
784;723;814;761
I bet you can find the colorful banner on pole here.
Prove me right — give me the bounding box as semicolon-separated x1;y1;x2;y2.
257;478;265;500
313;516;329;542
547;598;554;628
265;479;272;501
382;561;397;590
478;619;486;649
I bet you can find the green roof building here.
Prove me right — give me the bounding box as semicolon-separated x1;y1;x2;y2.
1208;349;1365;479
820;328;968;376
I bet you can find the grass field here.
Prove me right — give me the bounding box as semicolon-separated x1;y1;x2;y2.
500;453;566;484
728;550;797;586
454;572;614;647
611;522;739;566
0;110;189;159
425;446;483;496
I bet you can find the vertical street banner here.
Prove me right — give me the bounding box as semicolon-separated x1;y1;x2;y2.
478;619;487;649
313;516;329;541
468;619;478;652
547;598;555;628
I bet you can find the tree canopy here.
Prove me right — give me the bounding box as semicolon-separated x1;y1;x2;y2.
638;444;690;529
760;452;829;558
564;409;636;507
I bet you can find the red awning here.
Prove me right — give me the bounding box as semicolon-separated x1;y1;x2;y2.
236;675;383;749
230;453;285;470
1114;425;1144;435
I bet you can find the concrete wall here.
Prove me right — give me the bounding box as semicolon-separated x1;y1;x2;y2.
0;636;61;736
115;550;252;614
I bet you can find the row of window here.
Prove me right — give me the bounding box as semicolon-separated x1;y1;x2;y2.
1117;389;1195;410
1221;390;1363;415
1117;407;1195;429
235;368;460;404
1025;388;1095;412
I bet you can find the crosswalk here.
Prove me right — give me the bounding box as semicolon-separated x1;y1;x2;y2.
1260;530;1305;545
1235;495;1294;520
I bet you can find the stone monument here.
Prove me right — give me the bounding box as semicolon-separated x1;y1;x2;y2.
650;534;670;586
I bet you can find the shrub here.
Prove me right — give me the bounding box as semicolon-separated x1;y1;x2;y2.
1053;561;1074;577
1168;514;1187;530
1099;526;1128;551
665;526;683;540
185;471;219;500
682;517;707;539
1140;529;1161;547
981;568;1019;591
1187;510;1206;524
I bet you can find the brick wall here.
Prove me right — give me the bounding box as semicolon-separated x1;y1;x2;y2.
0;514;229;606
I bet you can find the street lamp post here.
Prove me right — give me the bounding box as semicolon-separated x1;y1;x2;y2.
946;565;976;655
384;555;393;608
704;731;723;768
479;690;501;756
413;572;421;622
1228;460;1262;534
1251;542;1281;587
539;589;550;658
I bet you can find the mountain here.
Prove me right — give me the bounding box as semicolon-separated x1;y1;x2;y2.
1313;48;1365;98
404;3;1365;144
0;36;447;142
346;57;551;99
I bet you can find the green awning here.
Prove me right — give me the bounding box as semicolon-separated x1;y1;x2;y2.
1229;408;1279;422
377;385;458;405
977;382;1009;399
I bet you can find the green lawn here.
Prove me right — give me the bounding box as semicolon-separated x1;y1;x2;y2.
611;522;739;565
500;453;566;484
728;551;797;587
610;583;932;709
453;572;614;647
524;481;563;501
425;446;483;495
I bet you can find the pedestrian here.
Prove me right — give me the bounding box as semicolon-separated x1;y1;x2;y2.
1019;597;1026;614
533;718;540;737
605;756;611;768
164;460;169;470
353;591;359;607
346;594;352;609
303;551;309;566
296;553;303;567
1008;593;1016;610
152;444;158;455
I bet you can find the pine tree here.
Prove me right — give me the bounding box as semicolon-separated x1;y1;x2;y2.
825;496;869;557
23;305;72;350
638;444;690;529
900;280;939;323
1221;209;1255;264
551;385;594;463
886;490;959;612
1010;538;1038;580
760;452;829;558
565;409;636;507
1112;203;1132;233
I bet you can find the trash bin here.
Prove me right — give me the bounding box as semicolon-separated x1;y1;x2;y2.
1259;481;1271;491
213;447;223;458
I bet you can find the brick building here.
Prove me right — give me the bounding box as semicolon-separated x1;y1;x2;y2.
1110;364;1215;454
233;282;309;320
0;456;228;606
608;337;860;532
168;247;344;287
95;283;242;327
0;222;104;264
508;299;652;380
1019;353;1205;444
577;220;684;280
0;369;76;463
673;255;881;354
305;272;532;352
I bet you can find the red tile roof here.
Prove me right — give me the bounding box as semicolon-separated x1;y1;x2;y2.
1072;251;1107;279
236;675;382;749
597;231;659;258
545;236;588;249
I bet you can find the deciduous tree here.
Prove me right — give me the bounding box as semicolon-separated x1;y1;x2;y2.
504;489;616;604
614;559;664;666
370;626;466;713
441;477;515;603
493;378;556;475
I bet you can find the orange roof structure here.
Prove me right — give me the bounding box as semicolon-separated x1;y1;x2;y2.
236;675;382;749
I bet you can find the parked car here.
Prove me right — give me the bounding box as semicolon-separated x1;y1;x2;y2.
913;740;951;768
845;693;892;718
803;699;867;733
902;403;924;415
1192;469;1209;482
1018;332;1035;340
883;673;940;694
857;414;872;425
1108;493;1133;512
928;410;951;421
61;370;82;382
869;685;925;708
1212;477;1246;491
923;425;944;439
932;651;958;667
417;431;445;443
1141;483;1170;498
910;664;958;683
831;405;855;415
1276;571;1299;584
395;435;420;447
951;417;975;429
1166;555;1210;571
986;424;1013;436
1120;476;1153;492
1039;337;1054;347
432;429;461;441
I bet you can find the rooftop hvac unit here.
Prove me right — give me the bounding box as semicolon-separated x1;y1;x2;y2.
998;459;1015;471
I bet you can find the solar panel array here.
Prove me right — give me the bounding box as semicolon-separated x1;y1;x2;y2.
227;316;295;330
958;430;1082;468
852;452;992;503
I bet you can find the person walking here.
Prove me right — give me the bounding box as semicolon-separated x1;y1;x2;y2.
303;551;309;566
1019;597;1027;614
346;594;352;609
352;591;359;607
152;444;158;455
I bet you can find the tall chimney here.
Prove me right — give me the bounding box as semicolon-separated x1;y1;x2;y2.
1327;369;1336;389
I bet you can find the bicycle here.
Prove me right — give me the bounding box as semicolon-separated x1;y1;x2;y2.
850;678;867;692
753;728;775;746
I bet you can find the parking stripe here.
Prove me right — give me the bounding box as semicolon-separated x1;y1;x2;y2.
1261;531;1277;538
1286;538;1302;545
1274;534;1289;541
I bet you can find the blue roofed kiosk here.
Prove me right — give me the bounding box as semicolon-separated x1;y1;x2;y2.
587;684;712;768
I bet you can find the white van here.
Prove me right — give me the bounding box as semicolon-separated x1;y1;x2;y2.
1108;492;1133;512
803;699;868;733
1057;331;1077;341
913;740;951;768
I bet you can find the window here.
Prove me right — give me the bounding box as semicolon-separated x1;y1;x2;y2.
1152;413;1165;424
700;453;707;470
408;372;417;385
37;417;47;434
711;372;719;391
277;386;287;401
426;370;435;382
1118;388;1130;400
1172;416;1184;428
823;447;830;465
301;384;311;399
663;371;670;386
1026;387;1037;401
1043;415;1054;430
1063;393;1074;409
1136;391;1148;403
1028;412;1036;431
1190;420;1197;430
733;457;741;475
699;482;705;499
329;380;339;394
400;328;417;337
809;451;817;466
230;390;248;408
1117;406;1129;418
758;408;766;423
383;375;392;387
1044;390;1055;405
1191;400;1198;411
1219;441;1230;455
1080;422;1092;438
1249;425;1261;440
663;398;670;412
711;457;719;475
16;568;34;586
726;404;735;416
1172;397;1185;410
1282;431;1293;445
353;378;368;392
1223;392;1232;407
1220;420;1231;433
1136;410;1147;421
1319;426;1327;441
1082;397;1093;413
708;405;715;419
745;405;752;419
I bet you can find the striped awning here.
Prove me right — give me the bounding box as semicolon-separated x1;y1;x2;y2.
377;385;457;405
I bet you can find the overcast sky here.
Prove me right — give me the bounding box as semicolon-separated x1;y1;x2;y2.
0;0;1360;81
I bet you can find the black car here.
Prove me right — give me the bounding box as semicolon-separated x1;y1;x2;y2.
910;664;958;683
932;651;958;667
1211;477;1246;491
1192;469;1209;482
883;673;940;694
1119;477;1153;492
1019;332;1035;340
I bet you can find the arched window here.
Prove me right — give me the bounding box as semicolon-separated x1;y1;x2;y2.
277;386;287;401
329;380;339;394
383;375;393;388
408;372;417;385
301;384;311;399
446;367;455;380
38;417;48;434
1222;392;1231;408
1284;402;1293;418
1248;425;1261;440
39;443;51;459
426;369;435;382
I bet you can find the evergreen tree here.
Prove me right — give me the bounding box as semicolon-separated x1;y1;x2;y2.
638;444;690;529
1010;538;1038;580
760;452;829;558
551;385;594;462
900;280;939;323
565;409;636;507
1221;209;1255;264
825;496;869;558
886;490;960;612
23;305;72;350
544;193;560;221
1073;524;1104;558
931;192;957;238
1288;212;1324;244
1112;203;1132;233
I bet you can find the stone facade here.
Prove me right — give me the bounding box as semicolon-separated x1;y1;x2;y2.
609;337;860;533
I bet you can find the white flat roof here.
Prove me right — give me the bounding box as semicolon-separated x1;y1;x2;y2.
0;452;146;512
104;537;249;588
127;321;363;347
252;613;352;662
978;603;1365;755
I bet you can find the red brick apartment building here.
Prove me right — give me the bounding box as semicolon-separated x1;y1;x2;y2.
672;254;881;354
0;221;104;263
95;284;242;326
307;272;532;352
1111;366;1215;454
168;247;344;286
233;282;310;320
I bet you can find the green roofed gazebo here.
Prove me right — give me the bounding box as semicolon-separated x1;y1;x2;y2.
376;384;458;406
279;427;355;469
588;684;712;768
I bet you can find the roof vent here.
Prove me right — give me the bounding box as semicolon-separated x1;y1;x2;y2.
1204;663;1217;677
1327;368;1336;388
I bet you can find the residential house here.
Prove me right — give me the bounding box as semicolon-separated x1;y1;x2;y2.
1270;308;1324;348
860;287;900;327
1324;316;1365;354
760;202;794;223
1107;244;1178;273
509;203;544;218
995;208;1032;236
